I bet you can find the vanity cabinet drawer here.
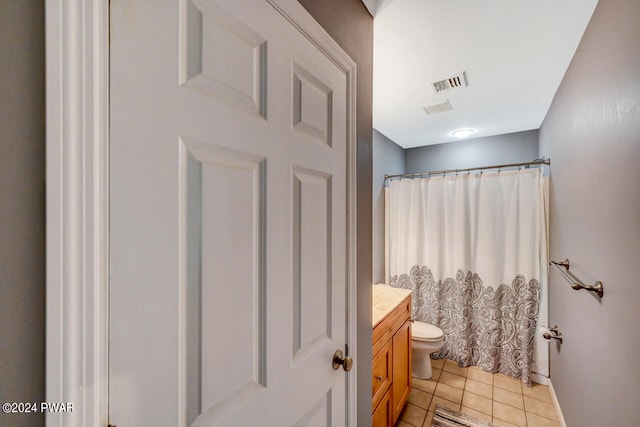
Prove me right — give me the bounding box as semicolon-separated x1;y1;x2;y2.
372;340;392;411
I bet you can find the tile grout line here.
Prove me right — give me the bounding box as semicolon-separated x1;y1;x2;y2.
403;364;561;427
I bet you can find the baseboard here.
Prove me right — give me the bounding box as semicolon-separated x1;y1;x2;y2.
547;379;567;427
530;372;549;385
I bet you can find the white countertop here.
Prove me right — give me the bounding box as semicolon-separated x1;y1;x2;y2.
372;284;412;327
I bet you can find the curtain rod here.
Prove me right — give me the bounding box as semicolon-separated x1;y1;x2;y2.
384;158;550;181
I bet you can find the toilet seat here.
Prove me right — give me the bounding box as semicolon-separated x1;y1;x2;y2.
412;321;444;342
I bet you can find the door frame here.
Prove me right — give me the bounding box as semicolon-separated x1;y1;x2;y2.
45;1;358;426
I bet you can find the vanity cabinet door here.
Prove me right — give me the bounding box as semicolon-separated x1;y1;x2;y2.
392;319;412;423
372;388;393;427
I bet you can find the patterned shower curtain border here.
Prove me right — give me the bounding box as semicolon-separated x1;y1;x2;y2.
391;265;540;386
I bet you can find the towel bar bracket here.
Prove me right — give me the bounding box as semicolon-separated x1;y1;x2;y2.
571;280;604;298
542;325;563;344
550;258;604;298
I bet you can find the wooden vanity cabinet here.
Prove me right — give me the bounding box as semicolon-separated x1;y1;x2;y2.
372;295;412;425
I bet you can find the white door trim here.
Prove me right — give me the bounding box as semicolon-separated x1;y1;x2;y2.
45;1;110;426
45;1;358;426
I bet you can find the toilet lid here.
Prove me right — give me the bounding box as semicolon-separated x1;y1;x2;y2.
412;321;444;342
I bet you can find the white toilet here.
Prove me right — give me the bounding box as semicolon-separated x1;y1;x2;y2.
411;321;444;379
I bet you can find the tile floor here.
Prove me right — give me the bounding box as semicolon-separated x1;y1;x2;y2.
396;359;560;427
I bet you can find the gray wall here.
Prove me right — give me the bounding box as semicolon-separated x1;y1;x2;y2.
539;0;640;425
404;130;539;174
0;1;46;427
296;1;374;424
372;129;405;284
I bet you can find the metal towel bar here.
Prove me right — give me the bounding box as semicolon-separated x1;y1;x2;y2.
549;259;604;298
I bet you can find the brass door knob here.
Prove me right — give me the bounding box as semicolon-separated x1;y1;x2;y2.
332;350;353;372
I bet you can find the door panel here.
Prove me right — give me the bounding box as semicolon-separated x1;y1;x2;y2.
292;166;332;360
109;1;350;426
181;140;268;423
181;0;267;117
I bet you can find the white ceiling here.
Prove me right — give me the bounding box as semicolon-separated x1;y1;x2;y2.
368;0;598;148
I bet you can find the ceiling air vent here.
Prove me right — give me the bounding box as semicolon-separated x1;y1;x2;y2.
430;71;468;94
424;99;453;115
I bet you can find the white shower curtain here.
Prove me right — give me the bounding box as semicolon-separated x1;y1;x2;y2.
388;168;548;385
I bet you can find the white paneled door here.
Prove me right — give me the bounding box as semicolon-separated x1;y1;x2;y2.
109;1;354;426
